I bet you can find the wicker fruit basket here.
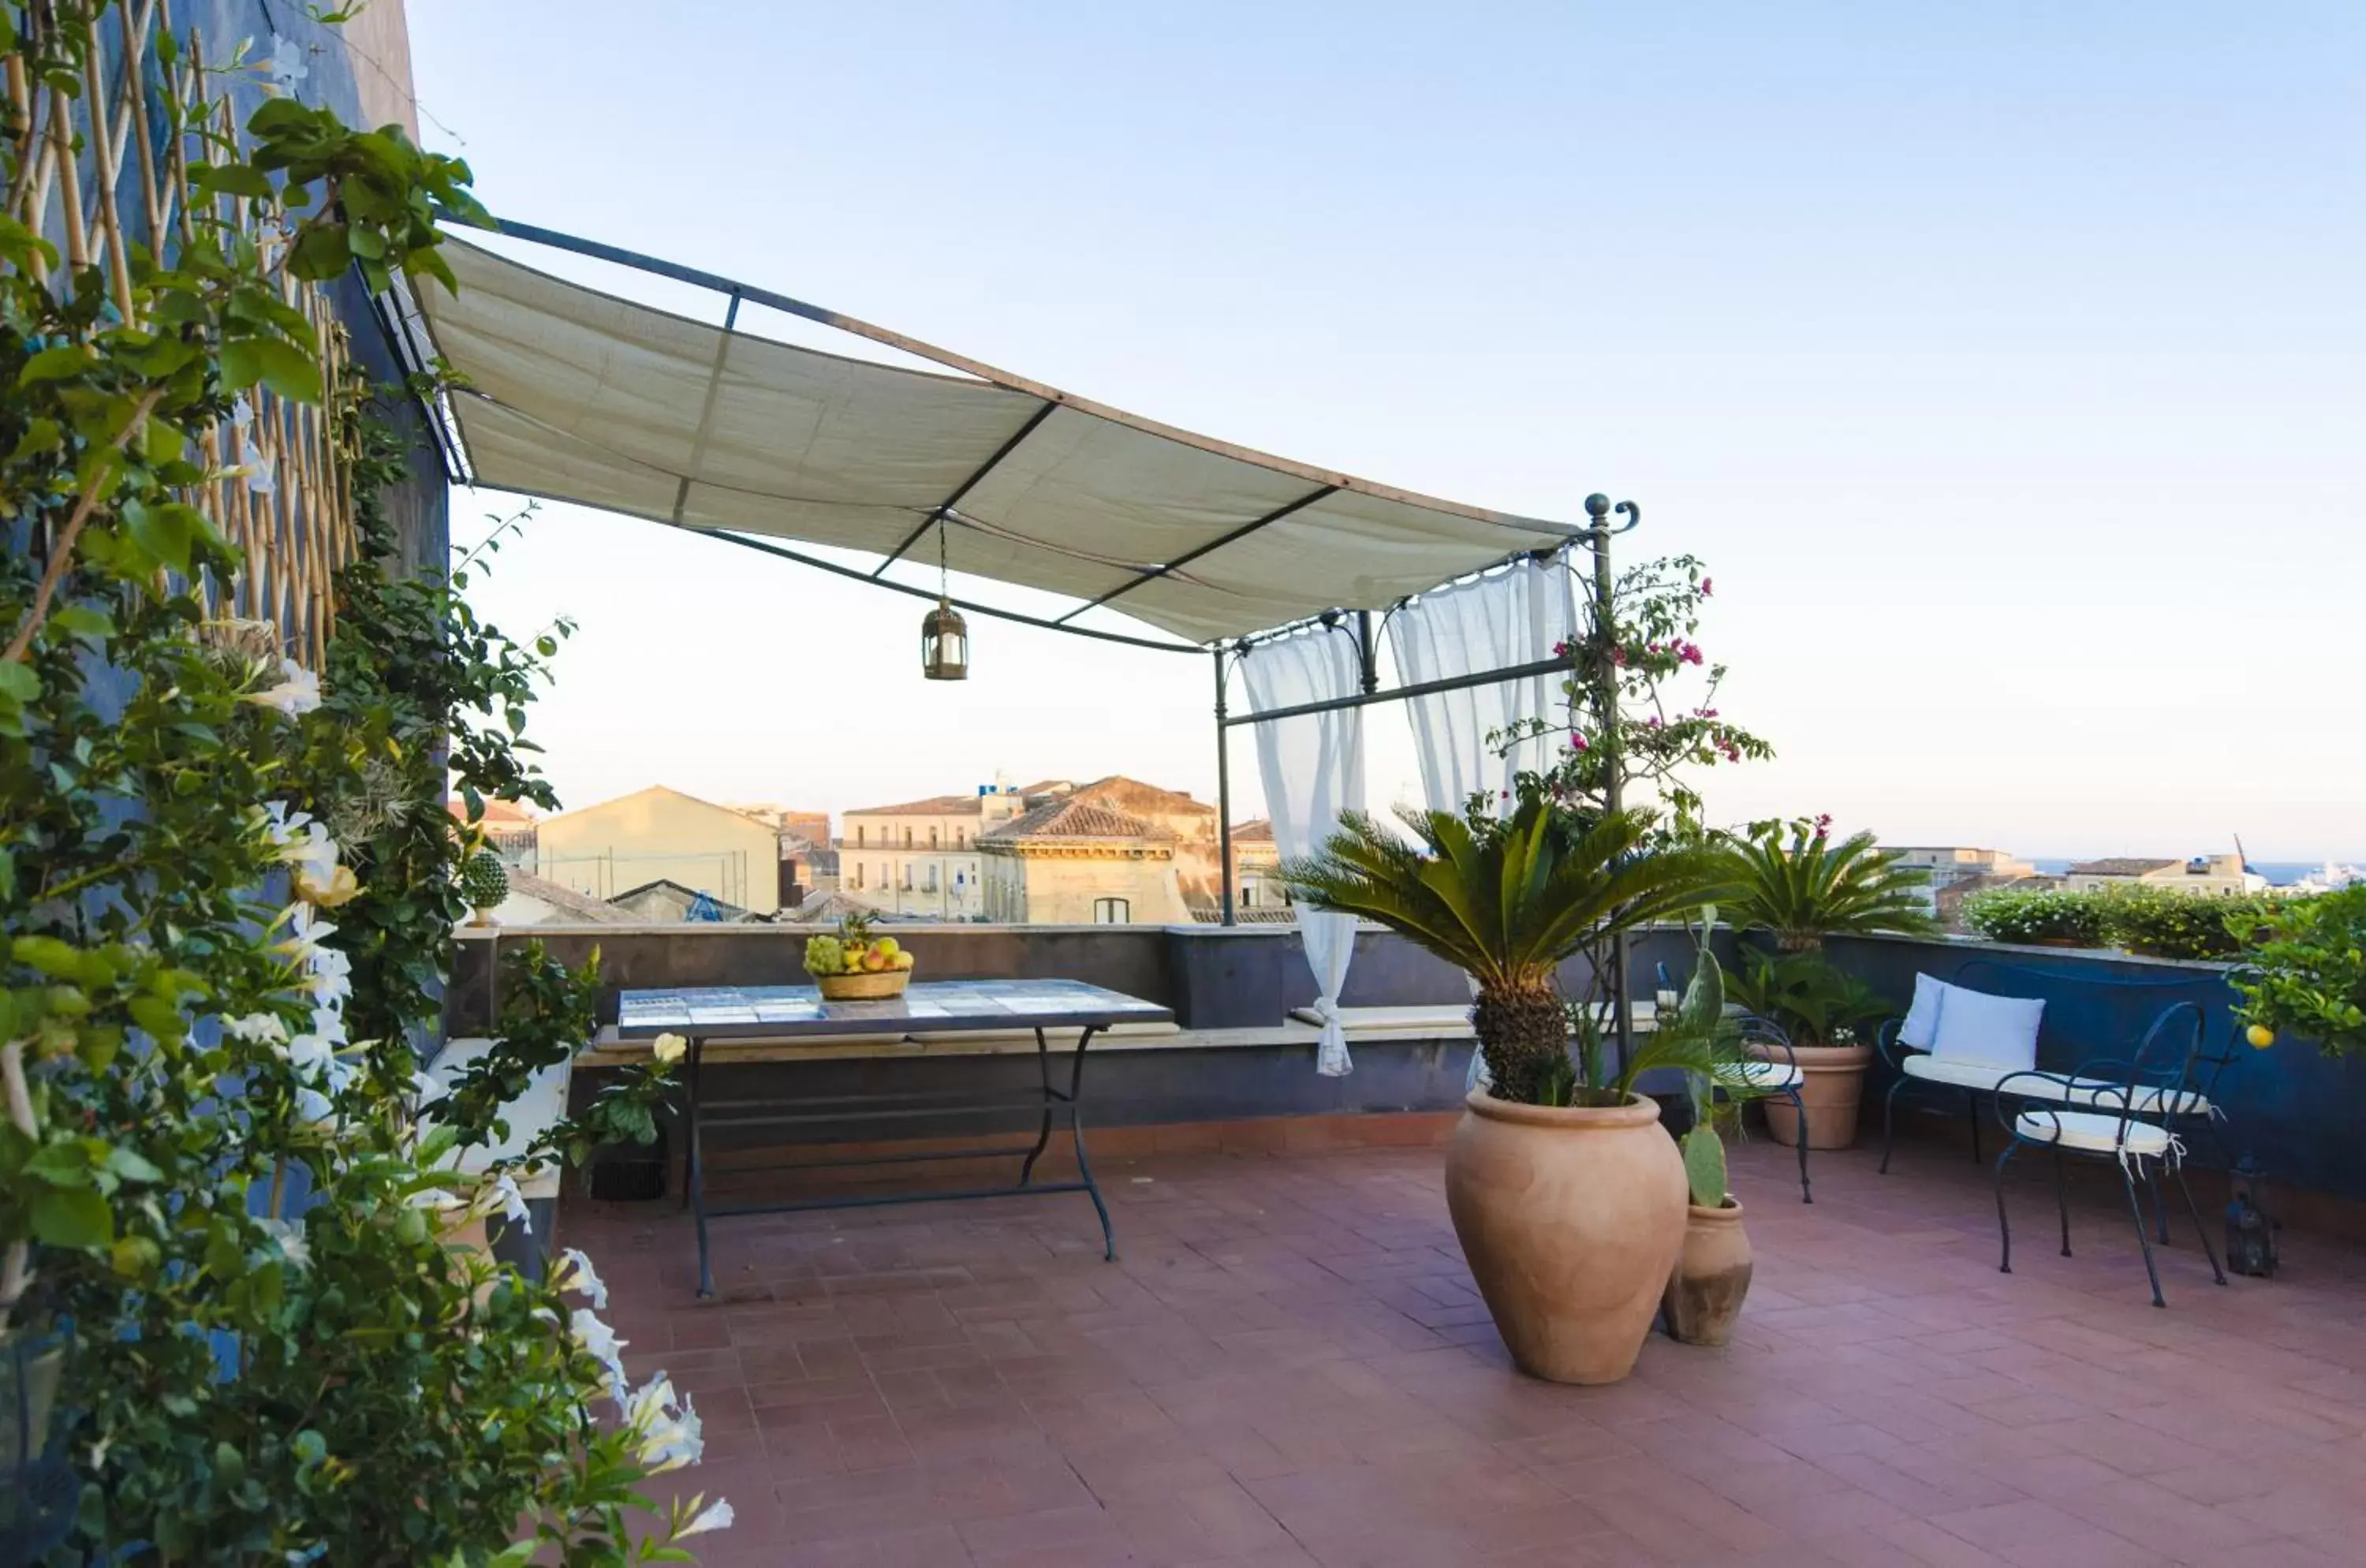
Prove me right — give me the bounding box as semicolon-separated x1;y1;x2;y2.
816;969;909;1002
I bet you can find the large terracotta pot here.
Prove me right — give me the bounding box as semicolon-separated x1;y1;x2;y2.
1444;1090;1688;1385
1662;1199;1753;1347
1752;1040;1872;1151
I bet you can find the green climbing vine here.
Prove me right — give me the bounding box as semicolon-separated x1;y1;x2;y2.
2;6;715;1562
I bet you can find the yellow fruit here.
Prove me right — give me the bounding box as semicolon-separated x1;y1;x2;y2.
875;937;901;958
2246;1024;2275;1050
862;948;891;972
892;951;915;971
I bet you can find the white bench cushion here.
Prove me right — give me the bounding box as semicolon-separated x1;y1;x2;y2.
2014;1108;2174;1158
1897;1053;2211;1118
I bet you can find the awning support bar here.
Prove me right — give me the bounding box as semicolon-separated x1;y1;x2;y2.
1223;653;1573;727
872;401;1060;577
665;524;1204;655
1054;483;1339;624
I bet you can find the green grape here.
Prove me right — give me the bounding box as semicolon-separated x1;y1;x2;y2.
803;935;843;976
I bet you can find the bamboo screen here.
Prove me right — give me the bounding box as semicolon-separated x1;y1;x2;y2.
7;0;359;666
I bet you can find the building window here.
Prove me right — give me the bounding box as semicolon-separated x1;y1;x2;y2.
924;866;939;893
1093;898;1130;924
1241;883;1258;909
854;824;865;847
956;826;967;848
851;864;864;890
902;827;913;849
930;825;940;849
901;865;914;890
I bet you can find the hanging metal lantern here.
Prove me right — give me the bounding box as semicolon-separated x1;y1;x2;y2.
921;517;968;681
922;596;968;681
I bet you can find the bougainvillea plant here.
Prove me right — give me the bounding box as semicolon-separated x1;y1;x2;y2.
1490;554;1773;835
1;7;722;1561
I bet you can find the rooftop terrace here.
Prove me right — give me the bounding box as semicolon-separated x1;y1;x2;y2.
577;1133;2366;1568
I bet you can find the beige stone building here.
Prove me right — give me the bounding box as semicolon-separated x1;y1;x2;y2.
1228;819;1289;913
2062;854;2258;898
531;785;782;916
1887;846;2037;915
839;786;1027;918
979;799;1186;924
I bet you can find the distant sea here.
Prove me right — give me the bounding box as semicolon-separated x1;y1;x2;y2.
2030;859;2338;887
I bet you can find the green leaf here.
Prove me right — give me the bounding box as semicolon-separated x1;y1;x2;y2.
32;1188;114;1249
105;1147;165;1183
189;162;275;200
213;1440;246;1489
122;500;217;576
17;343;94;385
250;333;322;404
0;662;36;705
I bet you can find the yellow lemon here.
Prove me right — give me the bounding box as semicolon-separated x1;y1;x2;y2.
2245;1024;2275;1050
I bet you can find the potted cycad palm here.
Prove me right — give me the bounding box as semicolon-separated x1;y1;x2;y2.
1719;816;1934;1148
1286;797;1725;1384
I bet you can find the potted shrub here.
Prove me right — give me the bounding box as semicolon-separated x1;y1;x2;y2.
1661;942;1756;1348
2233;885;2366;1057
1960;887;2103;948
1724;949;1890;1149
458;848;509;926
1286;797;1724;1385
2098;887;2281;961
1719;818;1933;1147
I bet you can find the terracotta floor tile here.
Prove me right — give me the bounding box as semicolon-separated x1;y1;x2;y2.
552;1137;2366;1568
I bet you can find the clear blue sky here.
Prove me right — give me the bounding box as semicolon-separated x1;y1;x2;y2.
404;1;2362;861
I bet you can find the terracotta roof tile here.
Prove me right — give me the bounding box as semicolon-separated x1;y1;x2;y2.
843;792;986;817
981;798;1177;845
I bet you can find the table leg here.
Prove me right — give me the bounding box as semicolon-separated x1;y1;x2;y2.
687;1034;715;1299
1067;1025;1115;1261
1018;1025;1055;1187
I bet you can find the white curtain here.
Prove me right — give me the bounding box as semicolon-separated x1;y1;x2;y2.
1389;555;1579;818
1241;627;1366;1077
1386;557;1579;1088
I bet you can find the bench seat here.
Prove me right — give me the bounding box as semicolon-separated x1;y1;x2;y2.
1899;1052;2211;1116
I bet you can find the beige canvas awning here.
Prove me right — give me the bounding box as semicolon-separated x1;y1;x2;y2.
415;231;1578;644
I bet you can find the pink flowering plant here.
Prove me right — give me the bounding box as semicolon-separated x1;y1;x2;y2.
1487;554;1771;833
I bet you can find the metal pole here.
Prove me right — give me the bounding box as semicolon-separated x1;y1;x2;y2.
1355;610;1379;696
1215;648;1236;925
1584;494;1634;1077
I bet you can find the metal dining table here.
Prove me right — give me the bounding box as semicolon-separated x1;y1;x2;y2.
610;978;1174;1297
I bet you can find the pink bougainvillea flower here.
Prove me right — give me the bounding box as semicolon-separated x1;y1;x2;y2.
1700;577;1713;597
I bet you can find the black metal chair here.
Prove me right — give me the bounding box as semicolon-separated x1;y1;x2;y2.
1991;1001;2229;1308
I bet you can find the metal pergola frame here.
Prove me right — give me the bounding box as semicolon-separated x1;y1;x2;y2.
379;217;1649;1063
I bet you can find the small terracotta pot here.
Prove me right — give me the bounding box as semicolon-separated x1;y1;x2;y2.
1443;1091;1688;1385
1752;1040;1872;1150
1663;1199;1753;1347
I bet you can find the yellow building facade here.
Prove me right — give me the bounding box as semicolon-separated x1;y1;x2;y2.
531;785;782;916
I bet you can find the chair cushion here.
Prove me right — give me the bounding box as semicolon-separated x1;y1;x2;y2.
1899;973;1948;1051
1930;987;2043;1072
2013;1108;2174;1158
1718;1059;1804;1091
1895;1056;2214;1118
2060;1082;2213;1118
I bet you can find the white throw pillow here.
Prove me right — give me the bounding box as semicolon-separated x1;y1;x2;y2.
1929;987;2044;1072
1898;973;1948;1051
